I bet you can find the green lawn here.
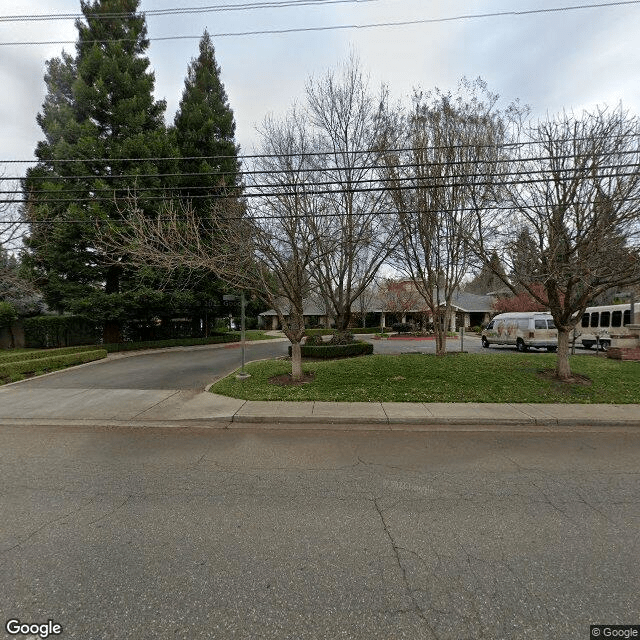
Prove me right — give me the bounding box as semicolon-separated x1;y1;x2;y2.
210;353;640;404
229;330;278;341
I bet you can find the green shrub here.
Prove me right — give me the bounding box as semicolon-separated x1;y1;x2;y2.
0;349;107;383
23;315;99;348
0;302;18;328
329;332;355;345
288;341;374;359
304;334;324;346
0;345;96;364
392;323;412;333
103;334;238;353
304;328;336;337
349;327;383;334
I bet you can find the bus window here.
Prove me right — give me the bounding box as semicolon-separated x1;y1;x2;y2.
547;319;556;329
624;310;631;326
612;311;622;327
581;314;589;328
535;319;547;329
600;311;610;327
590;312;599;328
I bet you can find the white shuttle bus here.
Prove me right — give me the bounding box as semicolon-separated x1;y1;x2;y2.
481;312;558;352
578;304;633;351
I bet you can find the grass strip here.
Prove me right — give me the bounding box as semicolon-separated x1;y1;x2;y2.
0;345;97;364
210;353;640;404
0;349;107;385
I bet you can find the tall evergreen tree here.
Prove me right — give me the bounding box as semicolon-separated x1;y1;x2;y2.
24;0;178;342
172;31;242;331
173;30;241;208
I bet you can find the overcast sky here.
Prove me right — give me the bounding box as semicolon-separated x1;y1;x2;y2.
2;0;640;182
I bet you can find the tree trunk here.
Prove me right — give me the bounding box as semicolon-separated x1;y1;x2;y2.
556;329;572;380
435;326;447;356
335;309;352;331
290;341;303;381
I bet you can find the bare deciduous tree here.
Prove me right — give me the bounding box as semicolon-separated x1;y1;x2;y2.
476;106;640;379
304;55;399;331
382;79;518;354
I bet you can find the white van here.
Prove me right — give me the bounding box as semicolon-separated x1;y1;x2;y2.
481;312;558;352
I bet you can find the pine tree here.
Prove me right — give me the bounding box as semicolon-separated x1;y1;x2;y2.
173;30;241;208
172;31;242;332
24;0;178;342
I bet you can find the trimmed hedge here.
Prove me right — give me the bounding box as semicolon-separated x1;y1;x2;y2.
23;315;99;348
0;346;96;364
288;341;374;359
103;334;238;353
304;329;337;337
0;349;107;383
350;327;385;334
392;323;413;333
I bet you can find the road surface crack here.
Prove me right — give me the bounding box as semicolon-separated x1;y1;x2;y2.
372;497;440;639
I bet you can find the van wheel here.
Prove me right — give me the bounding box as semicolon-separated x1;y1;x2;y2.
599;340;610;352
516;339;528;352
481;336;489;348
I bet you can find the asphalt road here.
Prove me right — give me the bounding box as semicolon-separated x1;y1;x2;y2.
1;426;638;639
11;340;290;391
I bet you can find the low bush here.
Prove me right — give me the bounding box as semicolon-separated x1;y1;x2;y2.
23;315;99;348
329;332;356;345
0;345;95;364
348;327;382;334
304;328;336;337
304;334;325;346
288;340;374;359
103;334;238;352
392;323;413;333
0;349;107;384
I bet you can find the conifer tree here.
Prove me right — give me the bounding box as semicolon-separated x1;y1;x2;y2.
173;30;241;208
24;0;178;342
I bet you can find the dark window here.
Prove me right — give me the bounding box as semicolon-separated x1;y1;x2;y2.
547;319;556;329
600;311;610;327
624;310;631;326
535;319;547;329
486;321;494;330
590;312;599;328
582;313;590;328
612;311;622;327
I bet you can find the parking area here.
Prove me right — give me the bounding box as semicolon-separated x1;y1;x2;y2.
359;332;601;356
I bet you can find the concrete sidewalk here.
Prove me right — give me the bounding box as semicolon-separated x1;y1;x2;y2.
0;385;638;430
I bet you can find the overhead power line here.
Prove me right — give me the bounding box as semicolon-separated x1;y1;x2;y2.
0;0;387;22
4;161;640;196
6;194;640;225
3;134;639;164
1;1;639;46
5;166;640;205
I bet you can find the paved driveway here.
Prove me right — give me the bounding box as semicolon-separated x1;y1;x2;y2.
9;340;289;391
363;333;599;356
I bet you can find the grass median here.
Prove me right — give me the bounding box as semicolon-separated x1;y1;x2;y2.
210;353;640;403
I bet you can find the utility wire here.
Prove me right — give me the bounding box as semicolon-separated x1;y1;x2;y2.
3;134;639;164
5;162;640;196
6;167;640;205
7;194;640;225
0;0;389;22
1;1;639;46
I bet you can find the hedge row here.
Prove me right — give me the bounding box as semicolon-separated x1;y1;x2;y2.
103;334;239;353
0;346;95;364
0;349;107;383
304;329;337;337
288;341;374;359
305;327;385;336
